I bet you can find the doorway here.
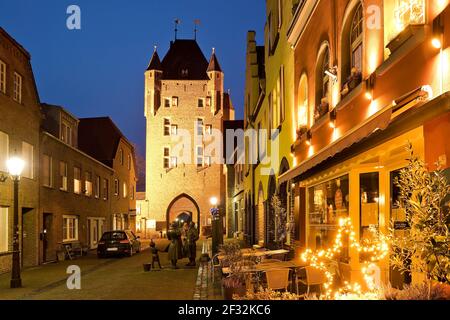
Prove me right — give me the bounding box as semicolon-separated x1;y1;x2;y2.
88;218;105;249
42;213;56;262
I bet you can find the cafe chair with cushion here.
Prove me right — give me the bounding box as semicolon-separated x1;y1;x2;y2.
296;266;327;296
265;268;291;292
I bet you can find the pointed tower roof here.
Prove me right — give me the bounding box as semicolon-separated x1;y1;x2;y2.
147;47;162;71
207;48;222;72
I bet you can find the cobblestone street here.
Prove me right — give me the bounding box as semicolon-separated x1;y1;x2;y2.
0;246;203;300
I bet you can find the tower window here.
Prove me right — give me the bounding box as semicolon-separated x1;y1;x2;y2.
164;98;171;108
163;147;170;169
164;118;171;136
196;146;204;168
198;99;204;108
196;118;204;136
172;96;178;107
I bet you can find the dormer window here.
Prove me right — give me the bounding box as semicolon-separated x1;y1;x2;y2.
172;96;178;107
181;69;189;77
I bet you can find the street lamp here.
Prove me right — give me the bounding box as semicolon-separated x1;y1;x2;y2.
7;156;25;289
209;196;223;256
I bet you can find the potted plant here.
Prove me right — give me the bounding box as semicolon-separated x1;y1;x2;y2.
220;241;256;300
389;143;450;298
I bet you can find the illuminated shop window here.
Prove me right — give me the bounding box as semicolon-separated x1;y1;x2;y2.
307;175;350;261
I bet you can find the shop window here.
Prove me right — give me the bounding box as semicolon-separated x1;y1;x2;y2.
308;175;350;261
359;172;380;241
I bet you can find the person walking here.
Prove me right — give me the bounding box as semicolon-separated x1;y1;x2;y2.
167;221;182;269
185;222;199;267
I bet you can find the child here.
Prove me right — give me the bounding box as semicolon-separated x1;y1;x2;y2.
150;240;162;270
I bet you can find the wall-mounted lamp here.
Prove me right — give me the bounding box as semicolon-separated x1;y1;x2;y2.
329;108;337;129
365;73;376;100
432;14;444;49
325;67;338;82
305;130;312;146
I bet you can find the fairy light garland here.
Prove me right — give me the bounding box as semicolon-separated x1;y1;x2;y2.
300;217;389;299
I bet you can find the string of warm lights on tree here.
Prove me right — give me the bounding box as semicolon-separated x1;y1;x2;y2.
301;217;390;299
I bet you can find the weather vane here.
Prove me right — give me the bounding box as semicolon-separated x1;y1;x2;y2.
174;19;181;40
194;19;201;40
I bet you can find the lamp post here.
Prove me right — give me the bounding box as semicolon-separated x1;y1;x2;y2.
209;196;223;257
7;156;25;289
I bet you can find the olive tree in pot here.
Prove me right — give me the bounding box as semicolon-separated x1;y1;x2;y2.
389;143;450;298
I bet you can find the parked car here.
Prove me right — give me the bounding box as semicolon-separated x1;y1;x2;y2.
97;230;141;258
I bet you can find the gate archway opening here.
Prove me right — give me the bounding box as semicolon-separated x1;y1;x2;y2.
166;194;200;230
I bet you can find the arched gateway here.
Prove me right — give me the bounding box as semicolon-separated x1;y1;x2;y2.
166;194;200;228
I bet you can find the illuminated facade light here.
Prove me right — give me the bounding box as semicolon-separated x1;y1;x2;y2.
432;14;444;50
329;108;337;129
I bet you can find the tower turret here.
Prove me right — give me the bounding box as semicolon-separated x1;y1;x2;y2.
145;47;163;116
207;48;224;114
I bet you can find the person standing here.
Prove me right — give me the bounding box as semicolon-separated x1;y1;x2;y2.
167;222;182;269
186;222;199;267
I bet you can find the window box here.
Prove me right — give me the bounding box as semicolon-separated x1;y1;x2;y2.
341;70;362;98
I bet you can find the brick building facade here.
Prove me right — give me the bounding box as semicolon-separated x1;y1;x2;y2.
0;27;41;272
145;39;234;235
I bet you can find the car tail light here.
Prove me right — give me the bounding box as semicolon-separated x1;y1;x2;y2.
120;240;130;244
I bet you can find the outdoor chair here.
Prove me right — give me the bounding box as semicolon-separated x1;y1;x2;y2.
296;266;327;296
264;268;291;292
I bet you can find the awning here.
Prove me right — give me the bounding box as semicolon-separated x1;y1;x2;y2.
279;106;393;184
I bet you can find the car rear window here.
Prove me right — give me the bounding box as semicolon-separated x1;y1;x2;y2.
101;232;126;241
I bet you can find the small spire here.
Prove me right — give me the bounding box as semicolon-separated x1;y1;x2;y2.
153;45;157;53
207;48;222;73
147;48;162;71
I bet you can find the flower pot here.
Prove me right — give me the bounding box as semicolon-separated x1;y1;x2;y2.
143;263;152;272
223;285;247;300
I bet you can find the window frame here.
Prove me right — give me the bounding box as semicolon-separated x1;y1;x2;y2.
350;2;364;73
0;60;6;94
196;145;204;168
163;147;170;169
164;118;171;136
42;154;53;188
62;215;79;242
21;141;34;179
73;166;81;194
59;161;68;191
13;72;22;103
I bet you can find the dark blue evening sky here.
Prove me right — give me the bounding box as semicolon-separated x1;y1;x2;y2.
0;0;266;157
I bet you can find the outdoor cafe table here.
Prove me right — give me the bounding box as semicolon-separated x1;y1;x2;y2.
218;249;289;262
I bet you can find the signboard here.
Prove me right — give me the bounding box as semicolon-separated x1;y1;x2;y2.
394;221;409;230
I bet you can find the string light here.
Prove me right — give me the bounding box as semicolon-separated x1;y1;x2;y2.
300;217;389;299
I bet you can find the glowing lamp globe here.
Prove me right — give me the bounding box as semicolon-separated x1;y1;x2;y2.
209;197;218;206
432;38;442;49
7;157;25;177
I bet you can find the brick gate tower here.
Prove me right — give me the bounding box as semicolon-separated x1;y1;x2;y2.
144;39;234;235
